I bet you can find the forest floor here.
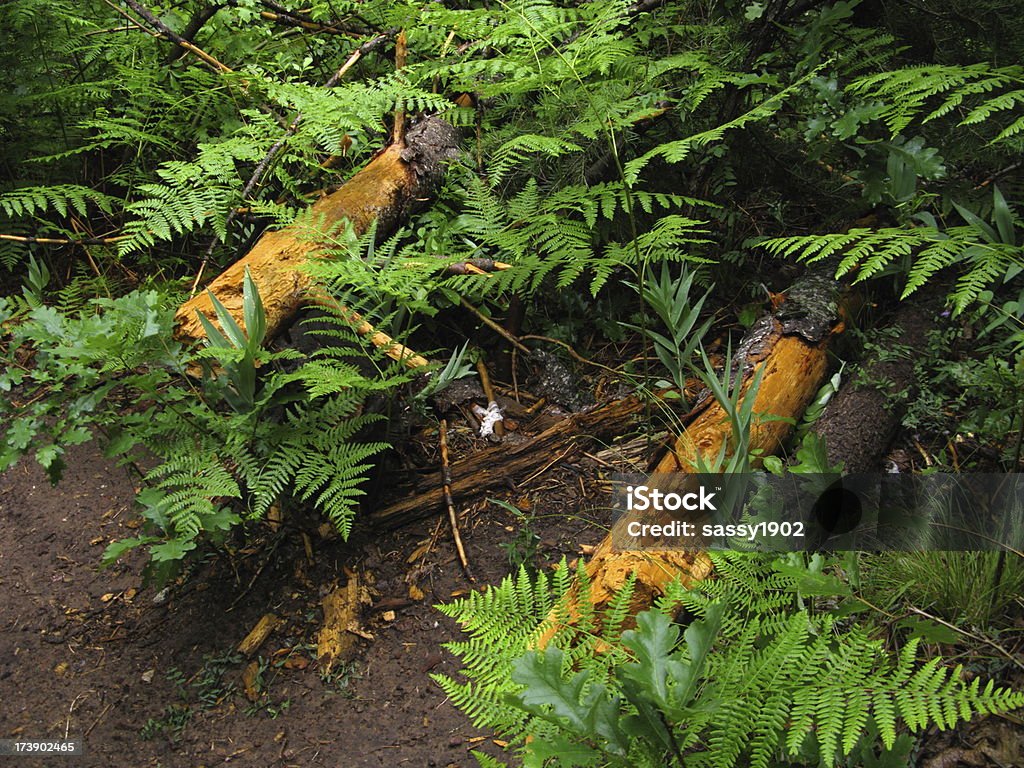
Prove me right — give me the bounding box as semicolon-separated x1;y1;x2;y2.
0;423;612;768
3;400;1024;768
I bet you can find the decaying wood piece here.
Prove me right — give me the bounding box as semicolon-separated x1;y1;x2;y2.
370;396;647;529
537;268;846;645
810;284;944;472
174;117;460;353
237;613;280;657
317;571;372;671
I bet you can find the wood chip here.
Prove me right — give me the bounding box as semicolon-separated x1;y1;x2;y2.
242;660;262;702
266;503;283;532
317;574;371;670
406;540;433;564
237;613;280;657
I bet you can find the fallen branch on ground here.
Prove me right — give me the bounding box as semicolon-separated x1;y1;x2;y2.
370;395;648;529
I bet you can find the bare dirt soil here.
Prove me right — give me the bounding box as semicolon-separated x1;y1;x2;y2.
0;436;609;768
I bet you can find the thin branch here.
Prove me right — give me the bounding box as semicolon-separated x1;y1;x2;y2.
0;233;128;246
444;258;511;275
165;3;225;64
97;0;163;39
324;30;395;88
122;0;233;73
519;334;622;375
906;606;1024;673
975;161;1024;190
459;296;533;355
257;10;359;37
440;419;474;581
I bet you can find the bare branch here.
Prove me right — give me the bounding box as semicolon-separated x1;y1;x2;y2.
122;0;233;73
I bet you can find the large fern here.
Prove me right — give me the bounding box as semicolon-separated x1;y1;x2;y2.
849;63;1024;141
762;213;1022;313
437;552;1024;768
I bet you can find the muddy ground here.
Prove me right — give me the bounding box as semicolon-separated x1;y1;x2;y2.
0;428;614;768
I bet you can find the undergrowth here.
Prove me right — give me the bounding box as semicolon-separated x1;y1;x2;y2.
437;553;1024;768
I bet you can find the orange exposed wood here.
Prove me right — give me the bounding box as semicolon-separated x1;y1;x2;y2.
174;118;459;357
653;333;830;475
175;147;408;343
537;321;836;647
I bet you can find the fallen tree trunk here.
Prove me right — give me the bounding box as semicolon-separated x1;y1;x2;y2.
174;117;460;349
810;284;944;473
369;395;647;529
537;267;847;644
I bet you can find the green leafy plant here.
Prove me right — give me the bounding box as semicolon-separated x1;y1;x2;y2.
490;498;542;574
622;263;713;403
193;267;269;413
0;267;412;580
141;651;243;741
437;553;1024;768
689;341;768;475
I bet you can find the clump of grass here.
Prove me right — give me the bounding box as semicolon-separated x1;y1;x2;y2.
864;551;1024;628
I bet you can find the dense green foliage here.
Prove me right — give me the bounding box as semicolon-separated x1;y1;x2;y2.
2;0;1023;758
437;554;1024;767
0;266;415;580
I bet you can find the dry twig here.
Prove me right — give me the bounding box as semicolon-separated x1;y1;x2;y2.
440;419;474;581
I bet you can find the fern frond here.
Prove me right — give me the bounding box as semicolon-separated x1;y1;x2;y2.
0;185;118;219
441;551;1024;768
143;453;241;539
850;63;1024;137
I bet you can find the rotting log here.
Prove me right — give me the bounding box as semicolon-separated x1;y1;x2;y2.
369;395;648;529
810;283;945;473
174;117;460;355
536;267;847;645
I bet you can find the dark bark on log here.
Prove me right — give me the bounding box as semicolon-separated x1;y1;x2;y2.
811;286;945;473
174;117;460;346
